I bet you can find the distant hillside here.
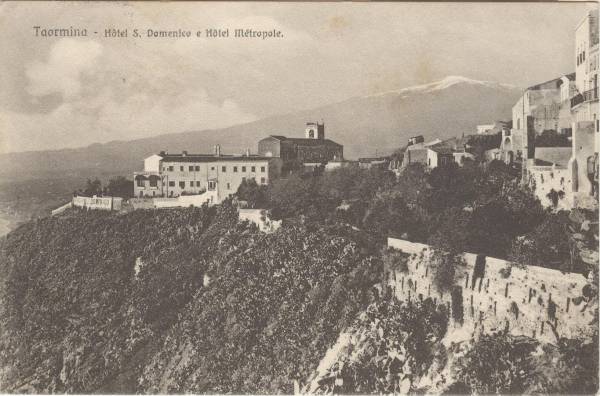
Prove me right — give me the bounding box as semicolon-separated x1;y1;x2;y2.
0;76;521;182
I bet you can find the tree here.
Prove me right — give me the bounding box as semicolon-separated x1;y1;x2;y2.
362;192;428;242
236;179;269;208
535;130;571;148
83;178;102;197
509;211;575;272
106;176;134;198
455;333;538;394
547;188;566;208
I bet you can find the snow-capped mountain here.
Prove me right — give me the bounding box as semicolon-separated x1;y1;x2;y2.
373;76;519;98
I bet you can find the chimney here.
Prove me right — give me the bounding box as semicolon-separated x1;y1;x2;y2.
159;150;166;156
245;148;250;156
182;150;187;157
214;144;221;157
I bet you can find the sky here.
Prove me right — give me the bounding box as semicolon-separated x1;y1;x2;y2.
0;1;596;153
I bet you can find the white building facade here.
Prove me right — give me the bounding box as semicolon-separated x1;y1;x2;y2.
133;146;282;204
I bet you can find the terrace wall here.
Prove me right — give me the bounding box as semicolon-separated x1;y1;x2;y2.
387;238;596;344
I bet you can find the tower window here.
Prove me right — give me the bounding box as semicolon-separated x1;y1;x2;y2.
222;166;226;172
242;166;246;172
233;166;238;172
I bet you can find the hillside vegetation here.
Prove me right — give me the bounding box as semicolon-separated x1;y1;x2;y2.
0;160;597;394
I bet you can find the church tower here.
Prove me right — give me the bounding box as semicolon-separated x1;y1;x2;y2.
305;122;325;140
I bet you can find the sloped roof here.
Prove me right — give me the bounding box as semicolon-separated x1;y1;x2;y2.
267;135;343;147
527;75;565;91
358;157;389;162
428;144;455;155
159;154;273;163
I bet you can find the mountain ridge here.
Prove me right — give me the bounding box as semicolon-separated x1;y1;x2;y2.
0;76;521;182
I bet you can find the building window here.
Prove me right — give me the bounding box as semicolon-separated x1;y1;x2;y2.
233;166;238;172
196;181;201;187
261;166;265;172
222;166;226;172
242;166;246;172
149;178;158;188
189;166;194;171
227;183;231;190
169;181;175;187
180;166;184;171
260;177;266;184
179;181;185;189
168;166;174;171
190;181;194;187
251;166;256;172
196;166;200;171
136;178;144;187
211;166;215;171
208;180;216;191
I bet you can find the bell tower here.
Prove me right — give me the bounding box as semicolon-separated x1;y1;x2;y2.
305;122;325;140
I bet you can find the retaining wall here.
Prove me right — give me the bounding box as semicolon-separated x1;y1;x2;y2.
387;238;597;344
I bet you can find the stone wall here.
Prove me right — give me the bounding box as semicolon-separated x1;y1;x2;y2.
387;238;596;344
528;165;573;209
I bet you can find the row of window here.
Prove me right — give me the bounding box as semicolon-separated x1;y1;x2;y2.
165;165;266;173
137;178;158;187
164;177;267;189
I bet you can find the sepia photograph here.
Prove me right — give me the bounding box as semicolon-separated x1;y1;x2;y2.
0;1;598;394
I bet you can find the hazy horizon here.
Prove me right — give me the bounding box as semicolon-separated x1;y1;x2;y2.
0;1;595;153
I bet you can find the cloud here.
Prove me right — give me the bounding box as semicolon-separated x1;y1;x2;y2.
25;38;103;100
0;2;589;153
3;34;259;152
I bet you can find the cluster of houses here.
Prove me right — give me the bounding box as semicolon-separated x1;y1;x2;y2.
107;10;600;213
485;9;598;210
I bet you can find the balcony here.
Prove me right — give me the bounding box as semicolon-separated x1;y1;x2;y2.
571;88;599;108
